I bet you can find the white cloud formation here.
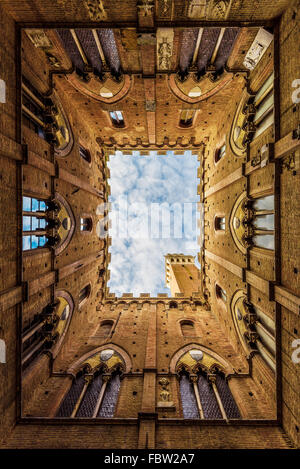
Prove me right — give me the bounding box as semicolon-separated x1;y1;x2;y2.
107;151;200;297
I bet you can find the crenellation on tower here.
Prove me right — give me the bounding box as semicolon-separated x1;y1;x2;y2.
165;253;200;297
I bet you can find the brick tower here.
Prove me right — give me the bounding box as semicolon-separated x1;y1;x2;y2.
165;254;200;297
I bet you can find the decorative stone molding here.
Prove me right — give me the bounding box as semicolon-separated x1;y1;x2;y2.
67;344;132;375
170;343;234;375
157;28;174;71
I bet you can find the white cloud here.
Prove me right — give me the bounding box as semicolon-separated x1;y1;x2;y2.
107;152;200;296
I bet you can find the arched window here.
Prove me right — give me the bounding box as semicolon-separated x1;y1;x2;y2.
57;369;121;418
79;284;91;307
80;217;93;232
23;194;75;253
57;348;125;418
230;73;274;156
179;372;199;419
22;196;47;251
180;320;195;337
252;195;275;250
21;294;74;371
179;110;195;128
215;284;227;303
215;216;226;231
97;320;114;338
79;145;92;163
252;73;274;141
22;77;63;145
22;78;47;141
179;370;240;420
214;144;226;163
109;111;125;128
230;193;275;253
54;97;73;157
231;292;276;372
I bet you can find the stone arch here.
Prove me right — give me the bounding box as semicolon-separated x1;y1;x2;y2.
229;191;248;254
51;290;74;358
170;343;234;376
167;72;233;104
66;73;132;104
54;192;76;255
67;343;132;376
53;93;74;157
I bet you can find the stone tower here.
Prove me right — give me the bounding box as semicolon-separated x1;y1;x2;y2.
165;254;200;297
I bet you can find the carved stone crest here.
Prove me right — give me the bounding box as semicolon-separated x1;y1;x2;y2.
158;377;170;402
100;349;114;361
84;0;107;21
189;349;204;362
137;0;154;16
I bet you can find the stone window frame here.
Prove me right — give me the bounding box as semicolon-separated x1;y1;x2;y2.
22;194;48;253
78;282;92;310
178;109;197;129
79;214;93;234
108;110;126;128
215;282;227;307
214;214;226;232
214;141;227;165
79;143;92;166
178;318;198;338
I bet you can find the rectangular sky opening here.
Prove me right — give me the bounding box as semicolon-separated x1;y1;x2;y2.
107;150;200;297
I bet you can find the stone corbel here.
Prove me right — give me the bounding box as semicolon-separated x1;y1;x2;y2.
245;330;259;345
281;152;299;173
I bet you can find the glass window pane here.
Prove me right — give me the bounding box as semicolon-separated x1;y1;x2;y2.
32;217;39;230
23;196;32;212
39;201;46;211
254;307;275;335
110;111;116;120
23;216;32;231
116;111;123;120
39;218;46;229
253;195;274;211
253;234;274;250
255;323;276;356
220;144;226;157
221;290;227;303
31;235;39;249
31;198;39;212
23;236;31;251
39;236;46;247
179;374;199;419
253;214;274;231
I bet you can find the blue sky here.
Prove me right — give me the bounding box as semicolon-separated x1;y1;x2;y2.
107;150;200;297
